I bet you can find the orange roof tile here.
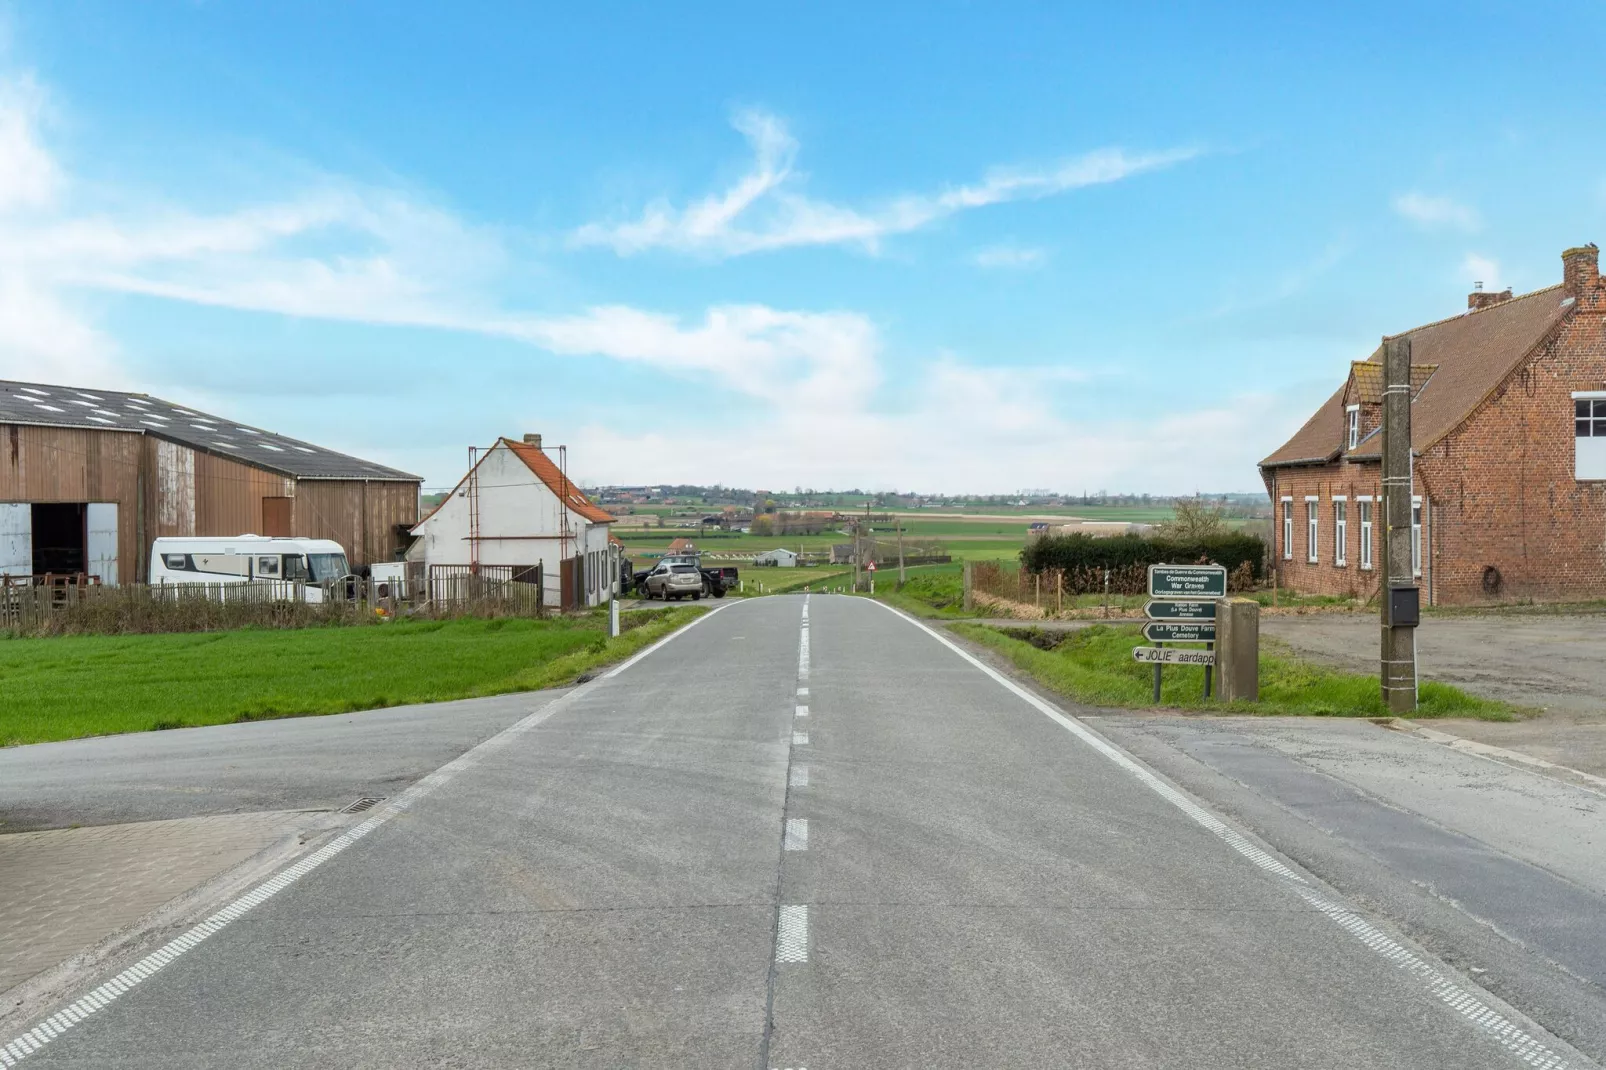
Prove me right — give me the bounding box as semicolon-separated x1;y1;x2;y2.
502;438;615;524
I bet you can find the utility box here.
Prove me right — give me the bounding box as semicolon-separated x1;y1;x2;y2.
1386;585;1420;628
1215;597;1260;703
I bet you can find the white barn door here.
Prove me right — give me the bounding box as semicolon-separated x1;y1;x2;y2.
87;503;119;585
0;504;29;577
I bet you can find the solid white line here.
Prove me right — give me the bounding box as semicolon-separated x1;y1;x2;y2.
784;818;808;851
604;601;733;678
3;615;712;1065
775;905;809;963
863;599;1580;1069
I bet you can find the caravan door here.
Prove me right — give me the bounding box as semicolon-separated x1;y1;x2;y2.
0;504;29;577
87;503;119;585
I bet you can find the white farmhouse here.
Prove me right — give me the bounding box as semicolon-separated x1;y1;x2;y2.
409;435;616;609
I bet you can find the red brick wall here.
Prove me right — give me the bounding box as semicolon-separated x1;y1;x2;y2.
1264;461;1395;600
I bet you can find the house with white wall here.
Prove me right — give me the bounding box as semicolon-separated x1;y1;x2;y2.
409;435;616;609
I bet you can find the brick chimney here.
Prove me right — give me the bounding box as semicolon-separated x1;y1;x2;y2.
1467;282;1514;311
1563;244;1599;301
523;433;543;448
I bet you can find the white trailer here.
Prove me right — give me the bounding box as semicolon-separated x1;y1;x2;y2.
149;535;352;602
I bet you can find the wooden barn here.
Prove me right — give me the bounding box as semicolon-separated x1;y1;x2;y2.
0;379;421;583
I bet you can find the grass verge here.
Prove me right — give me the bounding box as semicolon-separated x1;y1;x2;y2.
951;622;1517;720
0;607;706;746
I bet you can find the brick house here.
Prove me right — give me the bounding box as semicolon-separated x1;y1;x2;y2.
1260;243;1606;605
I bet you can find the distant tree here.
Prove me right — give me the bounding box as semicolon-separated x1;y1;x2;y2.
1157;497;1229;540
751;514;775;537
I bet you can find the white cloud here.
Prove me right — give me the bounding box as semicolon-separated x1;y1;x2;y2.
572;109;1198;258
1461;253;1502;291
1392;192;1481;232
972;244;1048;269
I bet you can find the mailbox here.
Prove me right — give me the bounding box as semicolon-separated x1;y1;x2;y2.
1387;585;1420;628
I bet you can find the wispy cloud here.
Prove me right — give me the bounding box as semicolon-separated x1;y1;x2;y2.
1391;192;1481;232
972;244;1048;270
572;108;1199;258
1461;252;1502;291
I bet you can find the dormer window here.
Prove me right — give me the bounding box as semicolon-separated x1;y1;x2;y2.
1346;405;1360;451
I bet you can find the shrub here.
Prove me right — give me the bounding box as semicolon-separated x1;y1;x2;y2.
1019;532;1266;592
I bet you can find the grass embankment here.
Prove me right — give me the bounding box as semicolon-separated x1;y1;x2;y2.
953;622;1516;720
0;608;705;746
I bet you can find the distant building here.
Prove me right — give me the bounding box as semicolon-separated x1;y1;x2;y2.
1262;244;1606;605
668;537;697;553
409;434;616;609
0;379;419;583
754;548;799;567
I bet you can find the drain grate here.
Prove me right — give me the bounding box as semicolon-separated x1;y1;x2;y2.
341;796;385;814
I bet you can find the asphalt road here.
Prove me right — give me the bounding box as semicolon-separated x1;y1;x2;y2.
5;595;1599;1068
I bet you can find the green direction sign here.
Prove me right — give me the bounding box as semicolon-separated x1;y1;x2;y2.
1145;599;1217;621
1142;621;1217;643
1147;564;1227;600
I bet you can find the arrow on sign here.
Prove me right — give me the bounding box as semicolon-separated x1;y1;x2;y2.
1145;599;1217;621
1142;621;1216;643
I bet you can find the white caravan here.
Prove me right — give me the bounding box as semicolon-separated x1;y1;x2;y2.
149;536;352;602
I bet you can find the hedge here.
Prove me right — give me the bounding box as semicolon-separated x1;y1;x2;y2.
1019;533;1266;584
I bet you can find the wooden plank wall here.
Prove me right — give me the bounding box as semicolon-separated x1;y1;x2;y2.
293;479;419;566
2;424;144;573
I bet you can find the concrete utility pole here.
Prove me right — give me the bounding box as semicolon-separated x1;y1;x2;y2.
1381;336;1419;713
897;516;906;584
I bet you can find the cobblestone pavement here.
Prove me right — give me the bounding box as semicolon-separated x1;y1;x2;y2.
0;810;327;994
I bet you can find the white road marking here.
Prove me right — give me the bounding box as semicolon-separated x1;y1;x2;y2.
784;818;809;851
796;687;809;696
865;600;1581;1070
790;765;809;787
795;704;809;718
4;607;725;1066
792;731;809;745
775;905;809;962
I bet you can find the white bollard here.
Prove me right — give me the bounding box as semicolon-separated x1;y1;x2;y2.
609;597;620;638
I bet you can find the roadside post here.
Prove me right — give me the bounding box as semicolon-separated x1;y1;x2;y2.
1135;564;1226;705
867;560;877;594
1214;597;1259;702
609;595;620;638
962;560;974;613
1381;336;1419;713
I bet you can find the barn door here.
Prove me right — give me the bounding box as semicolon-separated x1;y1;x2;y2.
87;503;119;585
0;504;29;577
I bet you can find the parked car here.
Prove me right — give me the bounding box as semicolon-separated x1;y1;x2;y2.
633;554;727;598
643;562;706;601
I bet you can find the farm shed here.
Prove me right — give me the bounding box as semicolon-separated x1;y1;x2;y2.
754;548;799;567
1;379;420;583
408;434;617;610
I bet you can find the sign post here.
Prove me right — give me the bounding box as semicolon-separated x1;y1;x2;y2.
867;560;877;595
1136;564;1226;704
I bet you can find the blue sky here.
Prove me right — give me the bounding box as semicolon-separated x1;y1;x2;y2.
2;1;1603;493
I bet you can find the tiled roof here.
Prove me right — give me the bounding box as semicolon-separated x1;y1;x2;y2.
502;439;615;524
1345;361;1439;405
1262;285;1572;468
0;379;419;481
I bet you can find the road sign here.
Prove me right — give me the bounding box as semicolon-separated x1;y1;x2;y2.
1145;599;1217;621
1148;564;1227;600
1133;646;1215;666
1142;621;1216;643
866;562;877;571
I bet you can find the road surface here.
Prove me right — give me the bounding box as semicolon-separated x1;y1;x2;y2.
3;595;1599;1068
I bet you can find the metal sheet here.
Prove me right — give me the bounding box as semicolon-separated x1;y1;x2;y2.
87;502;118;585
0;503;30;575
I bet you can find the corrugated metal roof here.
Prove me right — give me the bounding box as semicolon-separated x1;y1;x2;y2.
0;379;419;482
1262;285;1572;468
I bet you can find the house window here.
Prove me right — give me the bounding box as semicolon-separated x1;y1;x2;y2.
1305;498;1319;563
1574;393;1606;479
1333;499;1347;566
1281;498;1293;560
1346;405;1360;450
1358;500;1373;570
1411;497;1423;578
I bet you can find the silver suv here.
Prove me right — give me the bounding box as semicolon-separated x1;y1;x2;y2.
645;563;706;601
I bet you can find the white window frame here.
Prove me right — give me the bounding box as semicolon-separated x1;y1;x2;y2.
1411;495;1423;578
1345;405;1360;451
1280;497;1293;560
1332;496;1347;566
1305;496;1319;564
1573;390;1606;480
1357;496;1373;571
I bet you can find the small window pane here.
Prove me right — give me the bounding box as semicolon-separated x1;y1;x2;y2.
1595;419;1606;437
1594;400;1606;418
1579;400;1592;419
1581;419;1594;438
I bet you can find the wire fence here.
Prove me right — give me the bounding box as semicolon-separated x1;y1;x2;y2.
1;566;547;638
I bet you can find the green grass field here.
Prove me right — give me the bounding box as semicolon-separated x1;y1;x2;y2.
951;622;1515;719
0;608;705;746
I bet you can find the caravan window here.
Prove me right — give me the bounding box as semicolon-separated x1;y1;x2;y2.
308;553;350;582
256;556;280;578
283;555;309;581
163;553;188;570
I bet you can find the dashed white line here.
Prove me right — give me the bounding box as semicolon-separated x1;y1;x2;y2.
865;599;1581;1069
795;704;809;718
784;818;809;851
790;764;809;787
792;730;809;745
775;905;809;963
796;687;809;697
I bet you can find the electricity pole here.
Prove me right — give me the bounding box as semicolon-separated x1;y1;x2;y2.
1381;336;1419;713
897;515;906;583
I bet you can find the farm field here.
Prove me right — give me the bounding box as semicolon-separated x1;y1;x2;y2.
0;608;704;746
